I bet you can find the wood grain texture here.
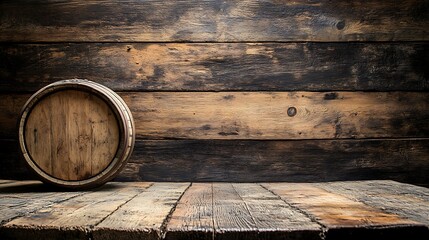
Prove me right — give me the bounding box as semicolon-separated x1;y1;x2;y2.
24;90;119;180
165;183;213;240
0;43;428;92
2;92;428;139
212;183;257;240
1;182;151;240
263;183;429;240
232;183;321;240
93;182;190;240
0;181;83;225
3;138;429;185
1;181;429;240
121;139;429;184
0;1;428;42
316;181;429;225
263;183;417;227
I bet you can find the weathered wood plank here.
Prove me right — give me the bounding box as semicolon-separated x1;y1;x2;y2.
263;183;429;240
212;183;257;240
263;183;417;227
1;92;428;139
122;139;429;184
317;181;429;225
0;181;83;225
1;182;152;240
0;43;427;92
0;1;428;42
232;183;322;240
165;183;213;240
3;139;429;185
93;182;189;240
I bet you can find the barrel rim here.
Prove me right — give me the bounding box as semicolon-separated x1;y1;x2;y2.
18;79;135;188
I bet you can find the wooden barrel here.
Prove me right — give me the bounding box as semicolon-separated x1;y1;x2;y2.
18;79;135;189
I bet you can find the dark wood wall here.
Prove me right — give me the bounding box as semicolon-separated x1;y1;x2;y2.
0;0;428;185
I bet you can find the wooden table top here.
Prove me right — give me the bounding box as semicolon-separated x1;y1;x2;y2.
0;180;428;240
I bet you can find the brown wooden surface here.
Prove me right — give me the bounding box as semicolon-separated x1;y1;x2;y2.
0;43;427;92
0;1;428;42
1;180;429;240
166;183;213;240
1;182;152;240
316;181;429;225
0;0;428;186
2;139;429;185
0;181;83;225
93;183;189;240
24;90;119;180
2;92;428;140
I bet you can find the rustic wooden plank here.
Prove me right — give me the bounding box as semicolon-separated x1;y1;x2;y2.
0;181;84;225
0;1;428;42
120;139;429;184
3;138;429;185
317;181;429;225
212;183;257;240
92;182;189;240
0;43;427;92
263;183;416;227
165;183;213;240
232;183;322;240
1;92;428;139
1;182;152;240
263;183;429;240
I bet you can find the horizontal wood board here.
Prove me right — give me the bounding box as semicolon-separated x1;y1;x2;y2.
0;1;428;42
0;43;427;92
2;139;429;185
1;180;429;240
1;92;428;139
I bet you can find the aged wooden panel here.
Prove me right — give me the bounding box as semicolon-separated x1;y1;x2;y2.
0;1;428;42
2;139;429;185
263;183;429;239
166;183;213;240
317;181;429;225
1;182;151;240
122;139;429;184
263;183;417;227
0;43;427;92
0;181;83;224
212;183;257;239
93;182;190;240
232;183;321;240
1;181;429;240
1;92;428;139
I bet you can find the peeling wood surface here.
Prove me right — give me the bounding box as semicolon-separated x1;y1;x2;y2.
1;180;429;240
2;139;429;185
1;92;428;140
0;43;427;92
0;1;428;42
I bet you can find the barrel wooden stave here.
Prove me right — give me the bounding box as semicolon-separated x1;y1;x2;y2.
18;79;135;189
